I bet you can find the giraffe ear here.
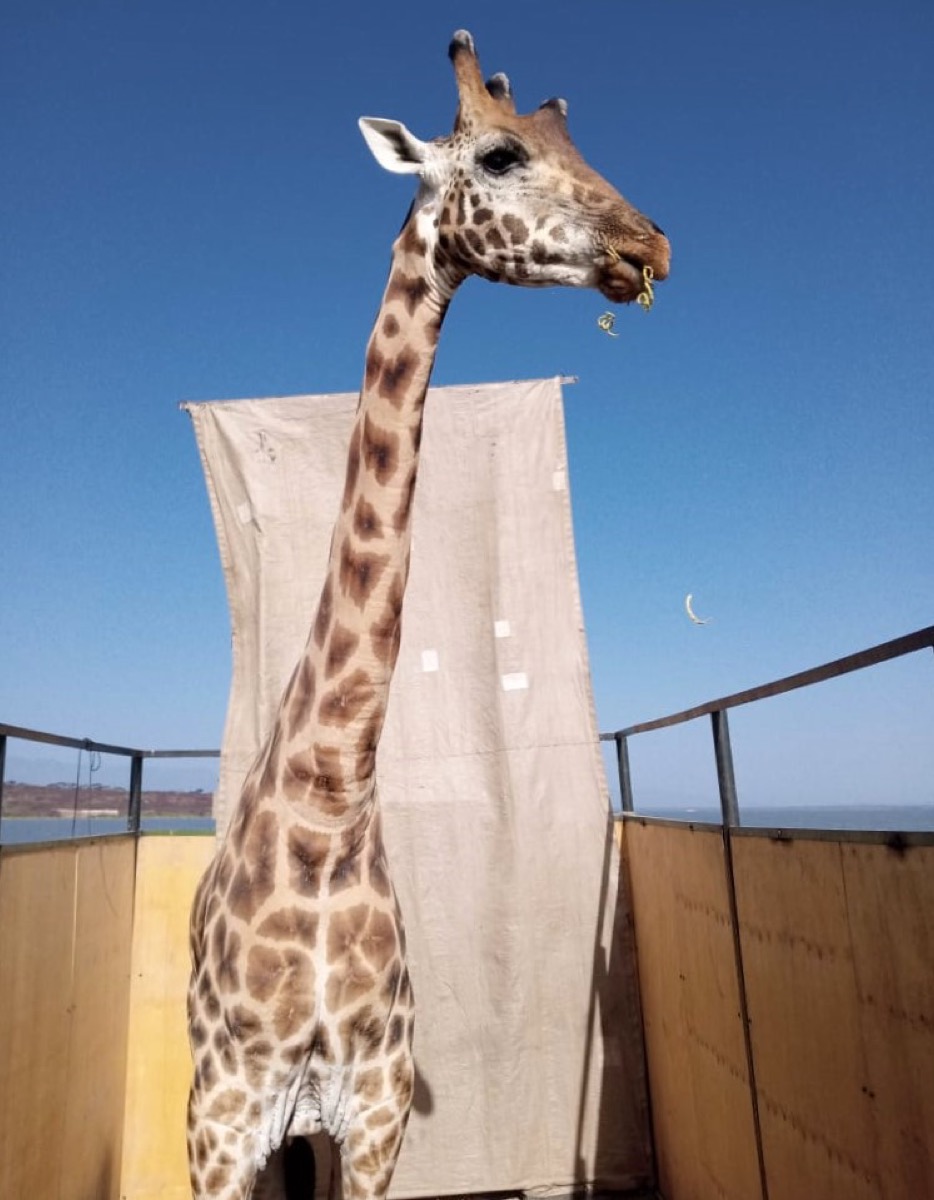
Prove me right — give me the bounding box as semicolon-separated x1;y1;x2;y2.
358;118;427;175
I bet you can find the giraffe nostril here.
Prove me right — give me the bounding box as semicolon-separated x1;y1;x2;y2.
649;220;666;238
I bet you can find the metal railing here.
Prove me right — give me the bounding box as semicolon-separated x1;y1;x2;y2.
0;722;219;835
601;624;934;827
5;625;932;838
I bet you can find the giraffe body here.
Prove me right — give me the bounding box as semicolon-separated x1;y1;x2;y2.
187;30;669;1200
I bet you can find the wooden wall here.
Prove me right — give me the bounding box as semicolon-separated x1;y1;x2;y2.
120;835;214;1200
0;837;136;1200
2;825;930;1200
733;834;934;1200
623;821;762;1200
622;818;934;1200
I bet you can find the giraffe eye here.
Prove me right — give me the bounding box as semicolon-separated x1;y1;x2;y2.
479;145;523;175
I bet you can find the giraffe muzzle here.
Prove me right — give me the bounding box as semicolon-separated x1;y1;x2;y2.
598;233;670;304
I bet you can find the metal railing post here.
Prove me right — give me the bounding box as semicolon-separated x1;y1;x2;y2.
0;732;6;822
711;708;741;828
615;733;635;813
709;708;769;1197
128;753;143;834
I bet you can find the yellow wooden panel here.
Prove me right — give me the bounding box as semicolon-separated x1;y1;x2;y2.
120;835;214;1200
60;838;136;1200
733;837;883;1200
622;820;700;1200
0;844;78;1200
624;820;762;1200
842;841;934;1199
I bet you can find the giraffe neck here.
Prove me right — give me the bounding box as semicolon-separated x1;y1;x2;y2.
269;207;452;826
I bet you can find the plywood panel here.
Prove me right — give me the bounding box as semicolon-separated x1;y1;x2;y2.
60;838;136;1200
120;835;215;1200
0;843;78;1200
624;820;762;1200
843;841;934;1199
733;837;883;1200
0;839;136;1200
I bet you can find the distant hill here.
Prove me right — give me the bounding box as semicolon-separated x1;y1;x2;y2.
1;782;213;818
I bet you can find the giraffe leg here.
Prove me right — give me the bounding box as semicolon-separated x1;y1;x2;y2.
187;1086;261;1199
337;1120;408;1200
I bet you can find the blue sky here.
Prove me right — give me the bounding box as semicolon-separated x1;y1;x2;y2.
2;0;932;809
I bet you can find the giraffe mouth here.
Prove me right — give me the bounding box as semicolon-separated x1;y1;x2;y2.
597;252;649;304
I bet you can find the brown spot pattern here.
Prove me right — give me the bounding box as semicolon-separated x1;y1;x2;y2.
228;782;258;856
205;1084;246;1118
390;1054;415;1107
391;469;417;534
245;1040;274;1087
353;1124;403;1176
339;540;390;608
226;1004;263;1042
330;841;363;894
464;228;484;256
356;1066;386;1104
369;574;404;665
386;1013;405;1050
245;944;314;1039
287;825;331;896
367;838;392;898
285;743;348;806
503;214;529;245
205;1166;231;1191
364;346;385;391
341;428;362;512
286;659;316;739
379;349;419;405
257;725;283;798
313;576;334;650
211;916;242;994
338;1004;386;1060
256;906;320;943
399;223;427;257
310;1024;332;1060
355;714;381;783
385;272;430;316
325;906;399;1017
353;496;383;541
362;414;399;485
226;809;279;923
532;241;563;265
213;1026;237;1074
320;668;376;728
326;622;360;680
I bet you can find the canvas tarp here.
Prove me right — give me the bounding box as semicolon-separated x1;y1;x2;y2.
185;377;652;1196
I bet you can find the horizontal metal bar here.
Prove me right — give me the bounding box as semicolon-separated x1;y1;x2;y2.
0;722;220;761
617;812;725;833
142;749;220;759
616;812;934;847
0;722;144;758
602;624;934;740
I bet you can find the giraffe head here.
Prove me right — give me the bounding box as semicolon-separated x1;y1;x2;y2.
360;30;670;305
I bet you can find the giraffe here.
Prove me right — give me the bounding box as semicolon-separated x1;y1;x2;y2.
186;29;670;1200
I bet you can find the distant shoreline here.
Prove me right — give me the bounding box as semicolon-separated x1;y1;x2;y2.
0;781;213;819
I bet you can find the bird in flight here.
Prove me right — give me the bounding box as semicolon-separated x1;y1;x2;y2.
685;593;712;625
